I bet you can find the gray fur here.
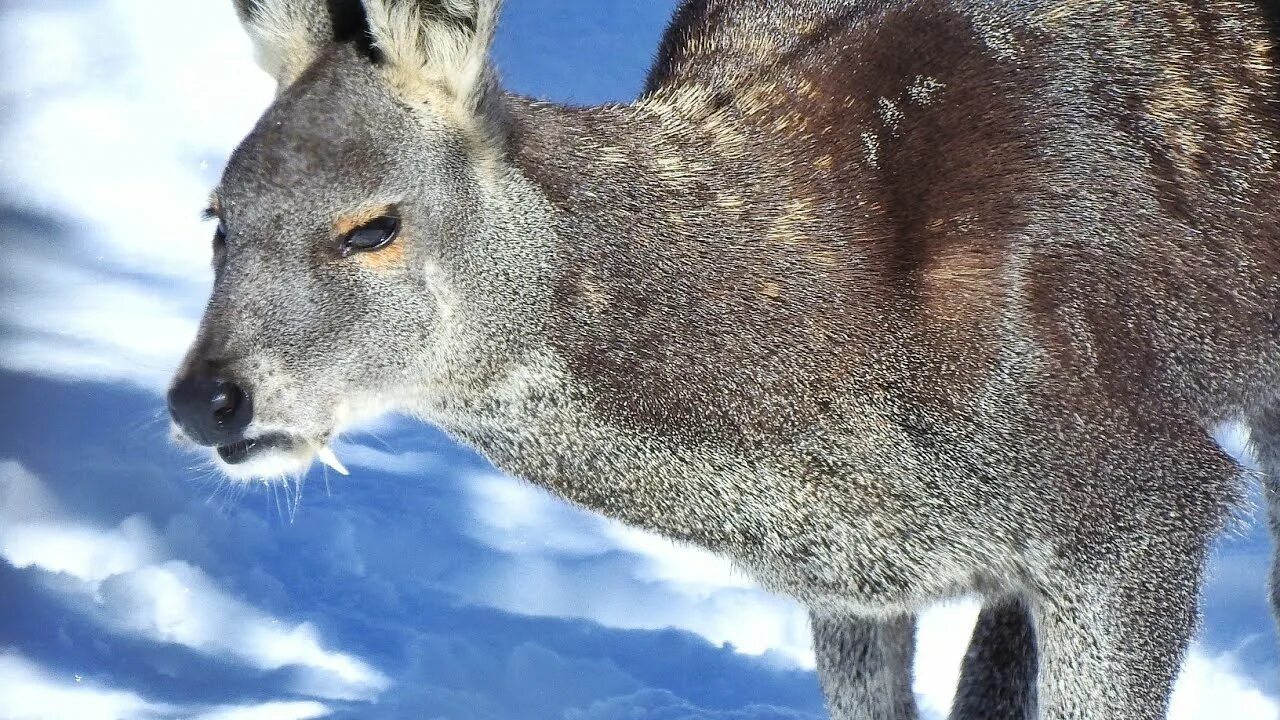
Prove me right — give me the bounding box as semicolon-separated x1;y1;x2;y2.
950;600;1038;719
812;611;918;719
170;1;1280;718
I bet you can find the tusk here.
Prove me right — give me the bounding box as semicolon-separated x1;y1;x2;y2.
314;445;350;476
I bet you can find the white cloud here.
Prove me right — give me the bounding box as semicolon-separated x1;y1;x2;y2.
0;253;199;389
468;473;618;558
0;0;272;391
1214;421;1254;468
192;702;333;720
911;600;1280;720
0;462;164;594
98;561;388;701
0;650;333;720
0;459;62;523
0;650;175;720
334;442;454;478
914;599;983;719
463;472;824;667
463;472;1280;718
3;515;164;593
0;461;388;703
1172;649;1280;720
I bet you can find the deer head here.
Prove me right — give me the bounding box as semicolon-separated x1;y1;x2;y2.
167;0;536;480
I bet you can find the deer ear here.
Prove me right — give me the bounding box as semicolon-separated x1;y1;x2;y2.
232;0;369;86
360;0;501;112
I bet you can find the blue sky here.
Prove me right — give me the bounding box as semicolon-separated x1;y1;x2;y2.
0;2;1277;719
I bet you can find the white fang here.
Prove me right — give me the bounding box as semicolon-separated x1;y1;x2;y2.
314;445;350;476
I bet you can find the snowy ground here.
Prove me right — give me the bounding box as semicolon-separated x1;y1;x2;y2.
0;2;1276;719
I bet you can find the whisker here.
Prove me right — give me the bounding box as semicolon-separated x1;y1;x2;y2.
229;480;251;509
289;474;305;523
282;476;295;523
362;429;395;453
205;475;231;508
125;408;169;440
269;480;284;523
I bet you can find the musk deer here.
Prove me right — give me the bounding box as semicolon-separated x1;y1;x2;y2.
167;0;1280;717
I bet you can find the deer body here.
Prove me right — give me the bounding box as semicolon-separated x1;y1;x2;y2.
169;1;1280;718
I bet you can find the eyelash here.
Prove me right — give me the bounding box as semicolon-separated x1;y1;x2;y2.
204;208;228;252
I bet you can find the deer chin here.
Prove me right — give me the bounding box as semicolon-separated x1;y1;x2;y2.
211;432;347;482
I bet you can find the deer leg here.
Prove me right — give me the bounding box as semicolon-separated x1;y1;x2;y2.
949;597;1038;720
1030;551;1205;720
811;610;918;720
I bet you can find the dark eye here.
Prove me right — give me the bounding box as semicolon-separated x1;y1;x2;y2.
204;205;228;253
213;219;228;250
340;216;400;256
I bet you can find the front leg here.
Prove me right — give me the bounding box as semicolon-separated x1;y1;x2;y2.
950;598;1038;720
1031;555;1205;720
811;610;918;720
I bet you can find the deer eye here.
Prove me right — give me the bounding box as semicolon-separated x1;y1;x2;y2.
204;206;228;252
213;220;228;250
340;216;400;256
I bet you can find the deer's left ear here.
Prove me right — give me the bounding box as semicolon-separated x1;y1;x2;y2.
361;0;501;113
232;0;369;87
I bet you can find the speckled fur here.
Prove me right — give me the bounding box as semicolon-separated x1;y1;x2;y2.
178;1;1280;718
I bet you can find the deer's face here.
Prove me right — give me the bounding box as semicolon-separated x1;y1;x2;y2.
168;0;501;480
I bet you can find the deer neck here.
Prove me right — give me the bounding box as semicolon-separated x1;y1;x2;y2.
411;90;878;548
420;94;764;534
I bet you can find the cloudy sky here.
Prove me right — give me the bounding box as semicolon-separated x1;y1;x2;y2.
0;1;1277;719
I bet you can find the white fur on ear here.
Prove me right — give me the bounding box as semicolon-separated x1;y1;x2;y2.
233;0;344;86
361;0;501;112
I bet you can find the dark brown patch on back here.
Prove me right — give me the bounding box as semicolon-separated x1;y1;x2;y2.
511;0;1280;446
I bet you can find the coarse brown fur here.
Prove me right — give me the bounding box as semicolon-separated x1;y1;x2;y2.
170;1;1280;718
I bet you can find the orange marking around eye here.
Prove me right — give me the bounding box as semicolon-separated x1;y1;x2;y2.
353;235;407;271
336;205;406;272
334;205;396;236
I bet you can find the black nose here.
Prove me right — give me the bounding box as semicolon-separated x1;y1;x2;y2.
167;376;253;446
